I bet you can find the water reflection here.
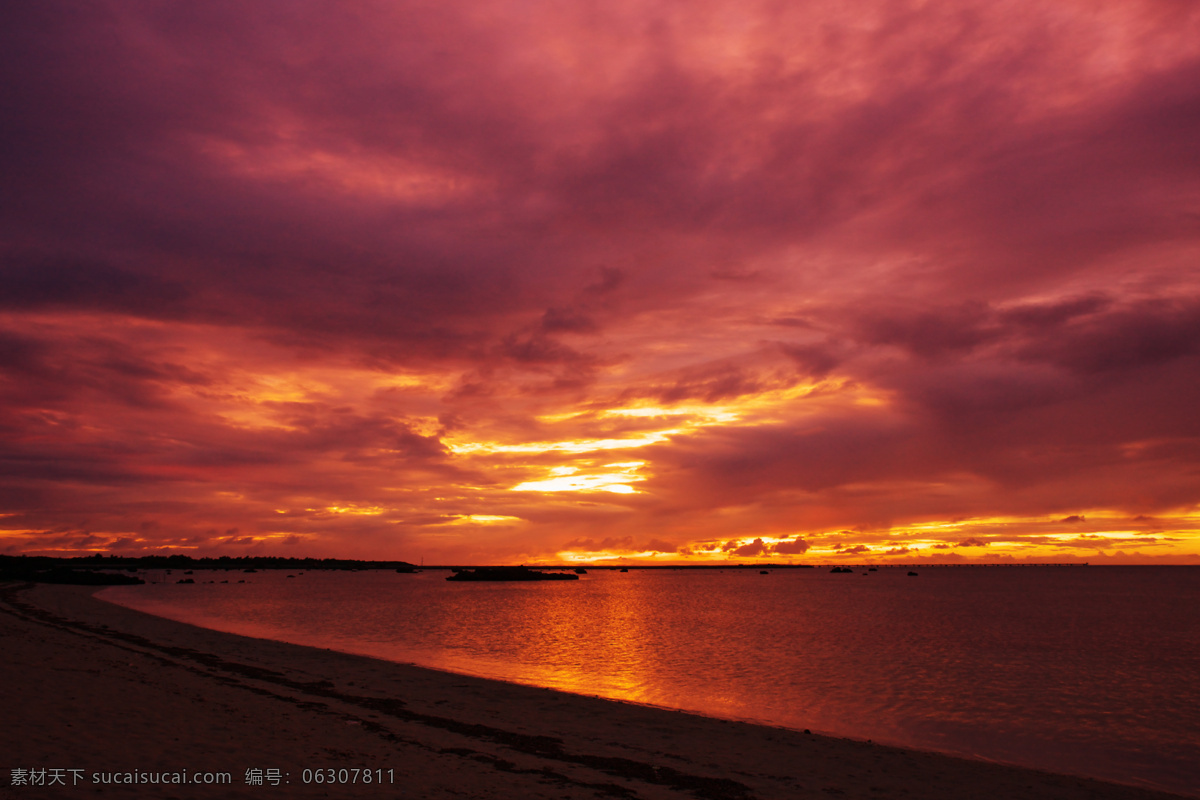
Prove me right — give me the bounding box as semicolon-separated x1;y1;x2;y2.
102;567;1200;796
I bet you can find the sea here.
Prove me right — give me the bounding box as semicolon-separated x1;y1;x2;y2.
98;565;1200;797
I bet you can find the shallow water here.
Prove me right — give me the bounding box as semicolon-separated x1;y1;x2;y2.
100;566;1200;796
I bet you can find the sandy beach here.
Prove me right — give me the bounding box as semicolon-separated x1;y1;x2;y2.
0;581;1189;800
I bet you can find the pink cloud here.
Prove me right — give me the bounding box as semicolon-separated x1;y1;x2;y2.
1;0;1197;561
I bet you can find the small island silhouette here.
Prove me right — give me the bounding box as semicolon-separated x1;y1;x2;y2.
447;566;579;582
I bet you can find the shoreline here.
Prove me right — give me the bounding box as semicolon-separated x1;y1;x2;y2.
91;583;1147;789
1;581;1190;800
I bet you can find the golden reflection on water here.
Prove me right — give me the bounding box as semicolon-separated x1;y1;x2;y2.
393;573;829;729
406;574;680;707
521;574;650;699
100;567;1200;798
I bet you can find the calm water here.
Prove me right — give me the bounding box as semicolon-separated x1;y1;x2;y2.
100;566;1200;797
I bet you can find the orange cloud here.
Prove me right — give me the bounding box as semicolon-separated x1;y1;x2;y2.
1;0;1198;564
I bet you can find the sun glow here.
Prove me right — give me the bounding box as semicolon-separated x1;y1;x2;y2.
603;405;741;423
512;462;646;494
531;506;1200;566
317;505;387;516
0;528;39;538
447;433;679;455
553;549;680;564
452;379;880;460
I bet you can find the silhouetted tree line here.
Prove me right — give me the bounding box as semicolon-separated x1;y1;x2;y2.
0;554;418;584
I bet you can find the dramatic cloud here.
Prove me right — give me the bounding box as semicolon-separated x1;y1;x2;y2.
733;538;768;557
1;0;1198;563
774;538;811;555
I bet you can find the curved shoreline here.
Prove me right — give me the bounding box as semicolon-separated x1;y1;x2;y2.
1;581;1191;800
96;583;1037;778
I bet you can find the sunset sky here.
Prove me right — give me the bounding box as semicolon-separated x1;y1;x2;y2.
2;0;1198;564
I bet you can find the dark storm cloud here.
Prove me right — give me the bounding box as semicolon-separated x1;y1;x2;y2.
0;258;193;316
778;341;843;379
857;303;1002;359
1014;299;1200;375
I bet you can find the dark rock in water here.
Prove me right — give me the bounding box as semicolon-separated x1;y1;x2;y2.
830;566;854;573
574;567;587;574
286;574;295;578
908;571;919;576
177;578;194;584
868;567;877;571
446;566;579;582
619;568;629;572
760;570;769;574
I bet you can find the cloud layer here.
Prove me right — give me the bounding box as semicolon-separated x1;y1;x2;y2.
2;0;1198;562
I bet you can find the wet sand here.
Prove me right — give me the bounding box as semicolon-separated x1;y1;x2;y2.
0;581;1189;800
